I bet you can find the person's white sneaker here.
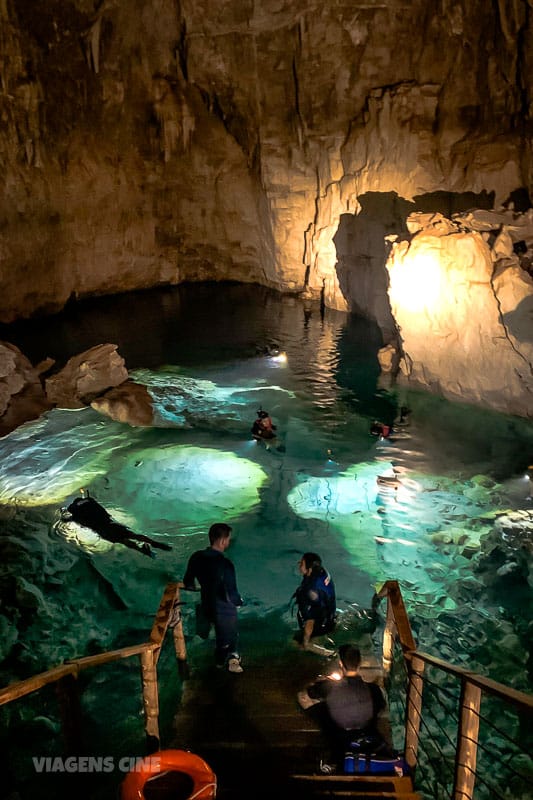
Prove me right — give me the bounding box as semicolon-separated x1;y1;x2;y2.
227;657;244;673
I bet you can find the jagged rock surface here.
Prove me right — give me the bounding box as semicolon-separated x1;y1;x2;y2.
0;342;52;434
45;344;129;409
385;210;533;417
0;0;531;323
90;381;154;427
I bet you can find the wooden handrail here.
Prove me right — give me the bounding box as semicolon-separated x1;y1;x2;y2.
377;579;417;653
0;643;159;706
0;663;78;706
0;582;188;750
377;580;532;712
404;650;533;713
377;579;533;800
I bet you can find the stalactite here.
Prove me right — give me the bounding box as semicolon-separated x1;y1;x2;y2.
152;76;195;161
83;16;102;74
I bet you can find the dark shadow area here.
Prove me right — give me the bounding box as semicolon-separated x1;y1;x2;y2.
502;295;533;344
333;192;413;340
331;188;519;349
333;312;397;425
502;187;532;212
0;282;308;370
411;189;495;215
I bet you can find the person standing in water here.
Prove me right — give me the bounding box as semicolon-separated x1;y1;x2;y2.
292;552;337;654
183;522;244;673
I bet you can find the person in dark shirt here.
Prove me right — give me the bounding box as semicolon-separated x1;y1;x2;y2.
183;522;244;673
297;644;387;764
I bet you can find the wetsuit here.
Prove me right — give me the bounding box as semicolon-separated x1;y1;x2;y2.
66;496;171;556
183;546;243;665
294;568;336;637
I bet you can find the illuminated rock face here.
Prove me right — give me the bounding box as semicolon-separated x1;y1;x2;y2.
1;1;531;322
386;212;533;417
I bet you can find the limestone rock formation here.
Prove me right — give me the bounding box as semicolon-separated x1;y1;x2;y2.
385;210;533;417
90;381;154;427
0;342;52;435
45;344;128;409
0;0;531;323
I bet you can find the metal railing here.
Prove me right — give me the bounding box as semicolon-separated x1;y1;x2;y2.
0;581;188;752
377;581;533;800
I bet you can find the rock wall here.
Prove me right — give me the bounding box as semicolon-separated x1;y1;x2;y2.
384;210;533;418
1;0;532;323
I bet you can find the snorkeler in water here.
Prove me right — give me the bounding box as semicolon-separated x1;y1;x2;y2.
251;409;277;440
370;421;392;439
64;489;172;558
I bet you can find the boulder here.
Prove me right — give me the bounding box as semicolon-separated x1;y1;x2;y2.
386;213;533;418
91;381;154;427
0;341;52;435
45;344;128;409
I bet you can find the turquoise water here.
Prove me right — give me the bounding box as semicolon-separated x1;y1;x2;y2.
0;283;532;796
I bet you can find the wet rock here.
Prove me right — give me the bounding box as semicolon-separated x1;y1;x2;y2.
0;613;18;662
471;474;496;488
431;532;453;545
90;381;154;427
15;577;47;614
387;213;533;418
0;342;52;436
377;343;400;374
45;344;128;409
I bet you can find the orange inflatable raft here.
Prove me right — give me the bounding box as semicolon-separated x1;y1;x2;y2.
120;749;217;800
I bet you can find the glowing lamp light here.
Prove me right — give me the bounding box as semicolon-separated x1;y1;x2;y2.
389;248;442;313
270;351;287;364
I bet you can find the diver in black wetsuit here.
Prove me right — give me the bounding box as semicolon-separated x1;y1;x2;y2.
65;489;172;558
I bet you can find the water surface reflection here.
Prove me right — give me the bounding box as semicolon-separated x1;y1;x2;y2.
0;284;531;791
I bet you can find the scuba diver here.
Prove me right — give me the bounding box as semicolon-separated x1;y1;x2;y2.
251;408;277;441
370;421;392;439
255;342;281;357
63;489;172;558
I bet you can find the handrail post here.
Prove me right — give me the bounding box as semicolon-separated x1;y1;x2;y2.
140;647;160;751
453;679;481;800
382;594;395;678
172;585;189;680
56;672;83;755
405;653;425;773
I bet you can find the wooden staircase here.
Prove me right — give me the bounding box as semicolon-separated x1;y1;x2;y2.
3;581;530;798
169;630;420;799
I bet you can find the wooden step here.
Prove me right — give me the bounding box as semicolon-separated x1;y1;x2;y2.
290;774;421;799
170;639;399;799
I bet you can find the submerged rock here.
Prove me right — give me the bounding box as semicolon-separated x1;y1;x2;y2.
90;381;154;427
